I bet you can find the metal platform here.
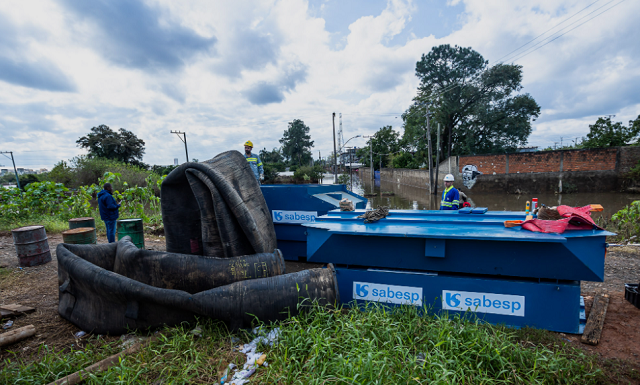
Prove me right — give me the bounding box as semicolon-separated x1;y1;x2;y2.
304;209;612;333
260;185;365;260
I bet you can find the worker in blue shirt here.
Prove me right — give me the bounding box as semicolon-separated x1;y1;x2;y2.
97;183;121;242
244;140;264;183
440;174;460;210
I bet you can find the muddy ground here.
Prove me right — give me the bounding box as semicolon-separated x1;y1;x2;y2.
1;233;639;375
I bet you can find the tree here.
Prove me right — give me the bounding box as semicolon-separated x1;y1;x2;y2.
403;44;540;164
259;147;284;164
356;126;400;170
76;125;146;166
582;116;640;148
279;119;314;166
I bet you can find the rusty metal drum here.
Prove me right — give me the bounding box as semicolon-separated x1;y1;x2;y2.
62;227;97;245
117;218;145;249
11;225;52;267
69;217;95;230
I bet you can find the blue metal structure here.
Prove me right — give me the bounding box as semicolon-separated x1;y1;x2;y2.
260;185;365;261
304;209;612;333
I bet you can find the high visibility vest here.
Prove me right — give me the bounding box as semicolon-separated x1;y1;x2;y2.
245;152;263;181
440;186;460;210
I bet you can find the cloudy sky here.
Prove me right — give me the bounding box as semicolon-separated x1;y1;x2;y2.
1;0;638;170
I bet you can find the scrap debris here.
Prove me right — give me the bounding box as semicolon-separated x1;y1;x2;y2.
222;327;280;385
357;206;389;223
0;303;36;318
581;294;610;346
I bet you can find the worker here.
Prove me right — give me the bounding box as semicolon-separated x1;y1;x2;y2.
98;182;121;243
440;174;460;210
244;140;264;183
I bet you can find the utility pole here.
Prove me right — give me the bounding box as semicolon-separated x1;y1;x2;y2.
425;103;434;195
332;113;337;184
0;151;21;190
170;131;189;163
560;137;563;148
434;123;441;197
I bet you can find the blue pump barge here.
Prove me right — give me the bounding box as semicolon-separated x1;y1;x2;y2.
302;208;614;333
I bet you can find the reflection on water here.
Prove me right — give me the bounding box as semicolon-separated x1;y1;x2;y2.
351;175;640;219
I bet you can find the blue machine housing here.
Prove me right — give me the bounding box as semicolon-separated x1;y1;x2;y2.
304;209;613;333
260;184;365;261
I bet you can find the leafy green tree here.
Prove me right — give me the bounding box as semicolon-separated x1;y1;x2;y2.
356;126;400;170
259;147;284;164
582;116;640;148
76;125;146;166
403;44;540;164
279;119;314;166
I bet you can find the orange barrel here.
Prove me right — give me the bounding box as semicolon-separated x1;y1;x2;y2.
62;227;97;245
11;225;52;267
69;217;95;230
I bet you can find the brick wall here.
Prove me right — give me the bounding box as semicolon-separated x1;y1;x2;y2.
618;146;640;173
459;148;619;174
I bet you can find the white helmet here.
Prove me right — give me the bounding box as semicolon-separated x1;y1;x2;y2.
444;174;454;182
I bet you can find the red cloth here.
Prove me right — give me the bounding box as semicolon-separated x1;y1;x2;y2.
521;205;601;233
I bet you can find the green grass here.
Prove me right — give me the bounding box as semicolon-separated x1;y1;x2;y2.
0;215;69;233
2;303;624;385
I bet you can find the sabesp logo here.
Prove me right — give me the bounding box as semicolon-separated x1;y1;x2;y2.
355;284;369;297
271;210;317;224
445;292;460;308
353;281;422;306
442;290;525;317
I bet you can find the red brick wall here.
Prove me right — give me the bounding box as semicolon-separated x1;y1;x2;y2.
460;154;507;174
459;148;619;174
563;149;617;171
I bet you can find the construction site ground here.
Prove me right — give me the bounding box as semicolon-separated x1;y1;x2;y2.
1;232;639;378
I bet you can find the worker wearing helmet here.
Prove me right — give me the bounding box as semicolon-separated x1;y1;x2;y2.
244;140;264;184
440;174;460;210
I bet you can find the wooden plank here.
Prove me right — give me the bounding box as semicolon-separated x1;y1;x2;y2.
0;325;36;347
581;294;609;346
0;304;36;314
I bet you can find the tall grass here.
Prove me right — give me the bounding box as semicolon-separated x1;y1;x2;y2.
2;303;611;385
258;302;602;384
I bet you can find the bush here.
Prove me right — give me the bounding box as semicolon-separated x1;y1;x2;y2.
263;164;280;184
611;200;640;241
293;165;323;183
45;156;155;191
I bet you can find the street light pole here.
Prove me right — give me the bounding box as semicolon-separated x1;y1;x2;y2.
0;151;20;190
332;113;337;184
170;131;189;163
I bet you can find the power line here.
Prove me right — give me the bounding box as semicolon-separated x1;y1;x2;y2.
415;0;628;102
495;0;603;63
508;0;627;63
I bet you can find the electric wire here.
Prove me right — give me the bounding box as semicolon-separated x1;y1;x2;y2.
509;0;628;63
494;0;603;63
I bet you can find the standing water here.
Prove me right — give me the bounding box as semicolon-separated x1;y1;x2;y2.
347;174;640;221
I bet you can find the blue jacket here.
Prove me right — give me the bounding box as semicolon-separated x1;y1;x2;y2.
244;152;263;181
440;186;460;210
98;189;120;221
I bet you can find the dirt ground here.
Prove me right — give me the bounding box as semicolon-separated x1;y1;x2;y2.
1;233;639;374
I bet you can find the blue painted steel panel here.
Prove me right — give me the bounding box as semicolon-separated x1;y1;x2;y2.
260;184;365;260
305;210;611;281
336;267;582;333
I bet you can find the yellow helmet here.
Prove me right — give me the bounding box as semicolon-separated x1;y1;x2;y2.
244;140;253;147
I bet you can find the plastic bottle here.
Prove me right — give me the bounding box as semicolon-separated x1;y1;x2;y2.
531;198;538;212
525;201;531;214
365;200;372;211
412;201;418;210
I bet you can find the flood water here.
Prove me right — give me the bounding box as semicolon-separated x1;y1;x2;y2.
341;174;640;220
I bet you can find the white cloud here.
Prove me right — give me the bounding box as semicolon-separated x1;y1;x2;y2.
0;0;639;170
